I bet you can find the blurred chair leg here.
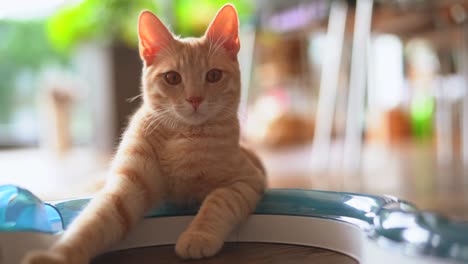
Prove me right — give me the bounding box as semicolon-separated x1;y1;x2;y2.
461;22;468;170
436;51;454;167
343;0;374;172
239;24;257;119
311;1;348;171
74;45;115;154
435;79;454;167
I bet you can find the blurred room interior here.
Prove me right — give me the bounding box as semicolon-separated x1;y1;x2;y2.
0;0;467;221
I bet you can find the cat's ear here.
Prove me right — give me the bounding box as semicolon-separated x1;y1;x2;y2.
205;4;240;60
138;11;174;65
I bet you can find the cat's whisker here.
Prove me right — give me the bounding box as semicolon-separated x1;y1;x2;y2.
144;116;161;136
143;107;173;136
127;93;144;103
168;115;178;130
145;115;169;136
146;116;165;136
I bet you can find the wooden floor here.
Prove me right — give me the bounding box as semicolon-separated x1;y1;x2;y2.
92;243;357;264
260;143;468;221
2;144;466;220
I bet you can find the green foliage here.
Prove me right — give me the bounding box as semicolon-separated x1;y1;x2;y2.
47;0;158;52
410;96;434;140
46;0;254;52
0;20;68;123
174;0;254;37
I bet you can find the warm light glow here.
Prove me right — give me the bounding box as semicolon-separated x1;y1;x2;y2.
254;96;282;124
369;34;404;110
244;95;283;142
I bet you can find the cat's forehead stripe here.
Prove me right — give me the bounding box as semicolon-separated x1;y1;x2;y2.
169;39;212;72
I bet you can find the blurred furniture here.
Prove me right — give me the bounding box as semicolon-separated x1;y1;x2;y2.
312;1;348;169
366;108;412;144
461;22;468;167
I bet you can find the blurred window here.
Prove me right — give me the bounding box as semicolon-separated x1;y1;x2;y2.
0;20;68;147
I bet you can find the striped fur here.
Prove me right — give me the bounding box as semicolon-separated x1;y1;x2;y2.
22;5;266;264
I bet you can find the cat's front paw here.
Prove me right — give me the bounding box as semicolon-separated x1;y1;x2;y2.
175;230;224;259
21;250;67;264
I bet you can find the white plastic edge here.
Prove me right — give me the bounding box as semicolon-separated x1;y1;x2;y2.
0;215;460;264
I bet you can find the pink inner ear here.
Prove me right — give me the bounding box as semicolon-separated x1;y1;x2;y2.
206;5;240;59
138;11;173;65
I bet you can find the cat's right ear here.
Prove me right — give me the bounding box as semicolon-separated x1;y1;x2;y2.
138;11;174;65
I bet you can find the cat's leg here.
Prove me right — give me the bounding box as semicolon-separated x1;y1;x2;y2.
175;165;265;259
240;145;266;175
22;140;163;264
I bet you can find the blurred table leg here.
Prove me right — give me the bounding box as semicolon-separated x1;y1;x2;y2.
343;0;374;172
461;22;468;170
311;1;347;170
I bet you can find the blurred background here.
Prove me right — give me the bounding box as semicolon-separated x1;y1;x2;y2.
0;0;467;220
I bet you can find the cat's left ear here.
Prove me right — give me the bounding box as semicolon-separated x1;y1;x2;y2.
138;10;174;65
205;4;240;60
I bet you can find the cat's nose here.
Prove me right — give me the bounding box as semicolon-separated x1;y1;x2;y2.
186;96;204;111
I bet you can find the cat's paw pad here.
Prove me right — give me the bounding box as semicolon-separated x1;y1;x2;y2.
175;231;223;259
21;250;67;264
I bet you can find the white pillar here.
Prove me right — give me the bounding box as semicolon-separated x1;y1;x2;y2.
311;1;348;170
239;25;256;121
343;0;374;171
73;43;115;154
436;76;453;166
461;23;468;167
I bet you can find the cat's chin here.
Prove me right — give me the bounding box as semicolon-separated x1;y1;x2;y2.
177;114;210;126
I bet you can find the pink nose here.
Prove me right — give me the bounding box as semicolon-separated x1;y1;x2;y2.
186;96;204;110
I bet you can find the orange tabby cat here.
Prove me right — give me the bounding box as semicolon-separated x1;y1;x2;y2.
22;4;266;264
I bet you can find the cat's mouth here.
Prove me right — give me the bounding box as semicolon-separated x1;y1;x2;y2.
189;112;209;123
175;111;209;126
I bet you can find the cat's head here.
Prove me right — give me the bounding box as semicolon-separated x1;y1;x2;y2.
138;5;241;126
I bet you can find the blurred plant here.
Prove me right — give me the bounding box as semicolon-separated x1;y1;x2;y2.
47;0;254;52
47;0;158;52
0;20;68;124
174;0;254;37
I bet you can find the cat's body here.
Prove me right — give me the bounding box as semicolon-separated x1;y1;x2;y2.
22;5;266;264
121;105;264;206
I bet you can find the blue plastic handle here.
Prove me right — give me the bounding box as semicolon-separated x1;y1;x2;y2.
0;185;62;233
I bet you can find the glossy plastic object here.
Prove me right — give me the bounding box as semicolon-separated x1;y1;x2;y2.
2;186;468;262
0;185;62;233
374;205;468;261
54;189;394;227
53;189;468;262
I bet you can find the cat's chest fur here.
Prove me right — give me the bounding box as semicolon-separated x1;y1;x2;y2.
158;125;239;203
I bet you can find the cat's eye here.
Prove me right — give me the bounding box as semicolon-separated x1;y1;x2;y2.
206;69;223;83
164;71;182;85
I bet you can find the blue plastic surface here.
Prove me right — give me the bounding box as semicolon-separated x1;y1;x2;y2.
0;185;62;233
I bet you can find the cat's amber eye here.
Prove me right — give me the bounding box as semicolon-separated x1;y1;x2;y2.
164;71;182;85
206;69;223;83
